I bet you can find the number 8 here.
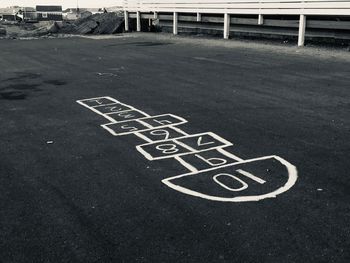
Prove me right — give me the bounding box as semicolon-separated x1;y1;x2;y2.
156;144;179;154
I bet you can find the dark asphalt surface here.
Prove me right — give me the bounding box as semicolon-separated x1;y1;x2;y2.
0;34;349;263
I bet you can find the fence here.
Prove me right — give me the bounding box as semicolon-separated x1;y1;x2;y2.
117;0;350;45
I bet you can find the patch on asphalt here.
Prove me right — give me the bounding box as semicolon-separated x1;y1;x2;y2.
4;72;41;82
0;90;28;100
0;72;67;100
43;80;67;86
0;84;41;100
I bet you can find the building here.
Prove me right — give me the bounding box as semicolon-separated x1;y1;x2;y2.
62;8;104;21
0;6;20;15
36;5;62;21
62;8;92;20
0;14;18;21
62;8;79;20
16;7;37;22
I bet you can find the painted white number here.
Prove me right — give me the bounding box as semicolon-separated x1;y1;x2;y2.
108;106;124;112
118;112;134;119
197;136;215;146
121;125;138;132
150;129;170;140
195;154;227;166
154;119;172;125
213;173;248;192
156;144;179;154
94;99;103;105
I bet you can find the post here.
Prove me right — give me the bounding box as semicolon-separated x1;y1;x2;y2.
223;13;230;39
136;11;141;32
173;12;178;35
124;11;129;32
197;13;201;22
154;12;158;19
298;14;306;47
258;14;263;25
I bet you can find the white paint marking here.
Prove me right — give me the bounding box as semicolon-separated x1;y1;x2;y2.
156;143;180;154
78;96;298;203
171;126;189;136
77;97;152;123
174;132;233;148
134;126;188;143
150;129;171;140
236;169;266;184
173;139;198;152
135;144;155;161
121;124;138;132
77;96;120;108
136;132;232;161
195;154;228;167
197;136;215;147
162;155;298;202
154;119;173;125
106;113;186;126
92;104;133;115
135;120;154;129
213;174;249;192
100;121;150;136
134;132;154;143
101;114;188;137
217;148;244;162
77;96;120;104
174;156;199;173
100;123;121;136
77;97;121;122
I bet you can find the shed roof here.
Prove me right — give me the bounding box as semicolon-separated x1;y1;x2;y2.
22;7;36;12
36;5;62;12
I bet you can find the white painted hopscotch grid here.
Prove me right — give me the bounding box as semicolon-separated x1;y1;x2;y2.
77;96;298;202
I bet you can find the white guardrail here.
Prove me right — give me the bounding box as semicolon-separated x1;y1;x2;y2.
117;0;350;46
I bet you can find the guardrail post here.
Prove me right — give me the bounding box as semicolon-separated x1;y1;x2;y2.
137;11;141;32
298;14;306;46
173;12;178;35
124;11;129;32
223;13;230;39
258;14;264;25
197;13;201;22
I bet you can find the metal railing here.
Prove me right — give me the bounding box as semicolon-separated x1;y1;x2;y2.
118;0;350;45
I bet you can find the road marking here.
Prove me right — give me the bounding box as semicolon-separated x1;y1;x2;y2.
236;169;266;184
213;174;249;192
174;156;199;173
217;148;244;162
77;96;298;203
162;155;298;202
197;136;215;146
77;97;151;123
101;114;187;136
135;127;188;142
136;132;232;160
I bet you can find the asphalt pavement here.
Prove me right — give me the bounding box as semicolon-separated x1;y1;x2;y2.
0;33;349;263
